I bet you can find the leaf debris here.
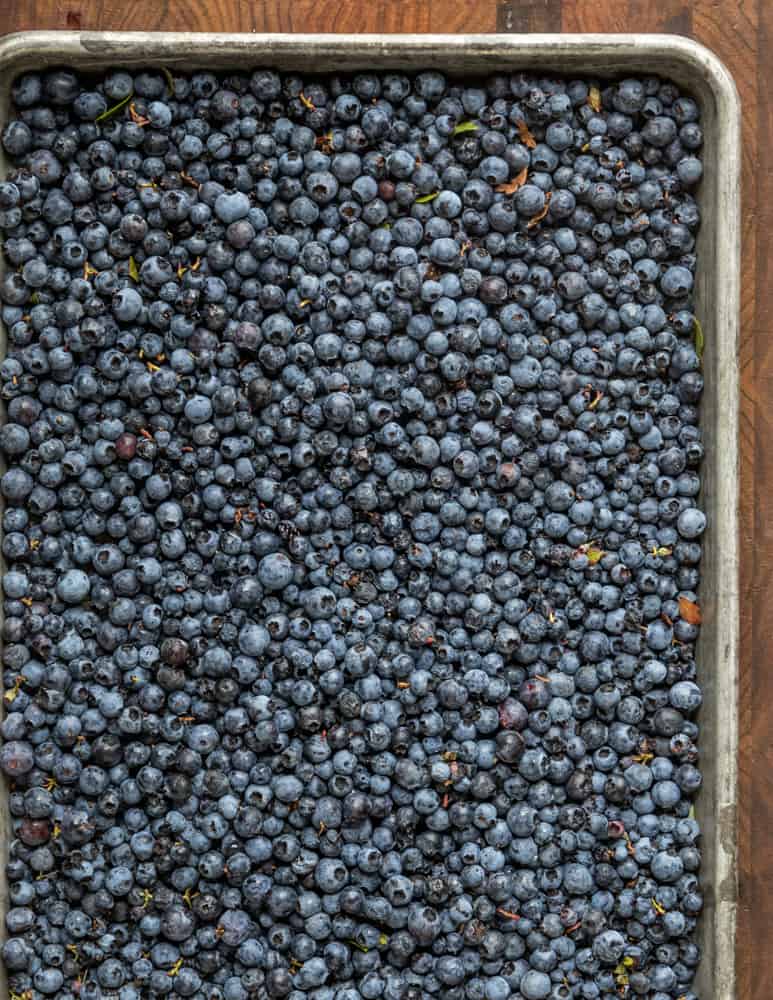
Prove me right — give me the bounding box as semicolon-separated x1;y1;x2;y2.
516;118;537;149
496;166;528;195
527;191;552;229
95;92;133;123
694;317;705;359
678;596;702;625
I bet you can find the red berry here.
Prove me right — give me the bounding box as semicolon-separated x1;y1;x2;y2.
498;698;528;731
19;818;50;845
115;432;137;460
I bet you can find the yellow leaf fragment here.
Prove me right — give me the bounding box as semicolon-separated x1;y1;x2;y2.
694;317;705;359
129;102;150;126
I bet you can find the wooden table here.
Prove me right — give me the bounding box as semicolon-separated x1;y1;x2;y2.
0;1;762;995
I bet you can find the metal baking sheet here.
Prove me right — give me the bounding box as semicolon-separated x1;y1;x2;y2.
0;31;741;1000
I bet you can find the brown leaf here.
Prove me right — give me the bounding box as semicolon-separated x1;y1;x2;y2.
588;85;602;113
496;167;528;195
129;102;150;127
526;190;552;229
678;596;702;625
516;119;537;149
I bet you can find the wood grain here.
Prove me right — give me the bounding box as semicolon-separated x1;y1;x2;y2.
0;0;765;994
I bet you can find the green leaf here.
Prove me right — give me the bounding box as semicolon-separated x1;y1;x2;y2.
452;120;478;136
95;91;133;123
128;256;140;282
693;317;704;359
688;803;696;820
29;292;39;305
347;939;369;954
415;191;439;204
162;67;175;97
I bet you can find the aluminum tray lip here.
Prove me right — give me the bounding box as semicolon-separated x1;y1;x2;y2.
0;31;745;96
0;29;740;1000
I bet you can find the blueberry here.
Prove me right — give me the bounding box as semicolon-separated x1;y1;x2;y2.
0;64;707;1000
677;507;706;538
257;552;294;590
2;121;32;156
520;970;552;999
56;569;91;604
44;69;79;105
215;191;250;223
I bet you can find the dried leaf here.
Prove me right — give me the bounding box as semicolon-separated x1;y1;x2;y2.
586;546;605;565
678;596;702;625
128;102;150;127
496;166;528;195
516;118;537;149
651;545;672;557
299;92;315;111
694;317;704;359
587;388;604;410
526;190;552;229
162;67;175;96
95;91;133;123
452;120;478;136
588;86;602;113
128;256;140;282
415;191;439;204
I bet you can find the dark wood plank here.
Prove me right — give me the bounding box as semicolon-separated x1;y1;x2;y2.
497;0;562;33
0;1;765;994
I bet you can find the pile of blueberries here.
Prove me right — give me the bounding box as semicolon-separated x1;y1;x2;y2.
0;62;706;1000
